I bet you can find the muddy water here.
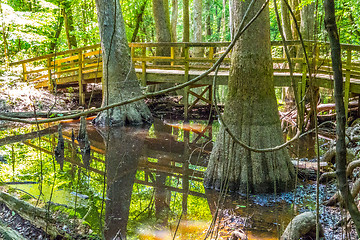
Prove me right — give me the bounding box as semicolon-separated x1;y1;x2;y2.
0;118;324;239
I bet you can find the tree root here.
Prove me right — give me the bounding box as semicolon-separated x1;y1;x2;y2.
325;178;360;206
230;230;247;240
280;212;324;240
319;159;360;183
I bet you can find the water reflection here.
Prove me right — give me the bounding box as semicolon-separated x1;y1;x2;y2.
98;127;147;240
0;119;301;239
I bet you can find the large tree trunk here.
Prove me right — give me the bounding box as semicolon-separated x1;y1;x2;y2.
192;0;203;57
153;0;172;57
204;0;295;193
93;0;153;126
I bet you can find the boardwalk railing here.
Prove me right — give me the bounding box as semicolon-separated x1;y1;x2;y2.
9;41;360;116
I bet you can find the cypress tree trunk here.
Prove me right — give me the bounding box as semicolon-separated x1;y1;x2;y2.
204;0;295;193
93;0;153;126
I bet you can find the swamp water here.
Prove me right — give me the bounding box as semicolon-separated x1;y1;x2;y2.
0;118;338;239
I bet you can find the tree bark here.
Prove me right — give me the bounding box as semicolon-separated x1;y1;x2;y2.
324;0;360;235
192;0;203;57
49;11;64;52
205;0;212;41
153;0;172;57
280;0;293;42
204;0;295;193
62;0;77;49
183;0;189;42
171;0;178;42
131;1;147;42
93;0;153;126
0;0;9;69
280;212;323;240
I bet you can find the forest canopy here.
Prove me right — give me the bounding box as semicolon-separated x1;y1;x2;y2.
1;0;360;66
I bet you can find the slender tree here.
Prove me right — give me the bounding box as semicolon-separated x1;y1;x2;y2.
62;0;77;49
324;0;360;235
170;0;178;42
93;0;153;126
0;0;9;68
193;0;203;56
153;0;171;57
183;0;189;42
204;0;295;193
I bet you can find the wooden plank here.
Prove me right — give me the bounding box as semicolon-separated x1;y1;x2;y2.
47;57;52;91
78;50;84;105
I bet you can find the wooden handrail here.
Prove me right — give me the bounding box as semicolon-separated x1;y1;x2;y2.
8;40;360;109
10;40;360;67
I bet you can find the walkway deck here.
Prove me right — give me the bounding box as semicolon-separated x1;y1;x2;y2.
10;41;360;117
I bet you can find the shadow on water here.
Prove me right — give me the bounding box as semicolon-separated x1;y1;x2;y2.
0;118;322;239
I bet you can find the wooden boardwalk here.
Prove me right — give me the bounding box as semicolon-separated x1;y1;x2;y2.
10;41;360;118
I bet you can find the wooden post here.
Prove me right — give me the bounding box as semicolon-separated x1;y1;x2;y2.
209;47;214;60
78;50;84;106
130;46;134;60
344;49;352;120
22;63;27;82
47;57;53;91
141;47;146;87
171;46;175;66
184;45;190;121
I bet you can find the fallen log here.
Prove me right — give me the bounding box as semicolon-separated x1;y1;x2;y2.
0;192;70;238
280;212;324;240
291;160;328;180
314;101;358;113
0;110;84;119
